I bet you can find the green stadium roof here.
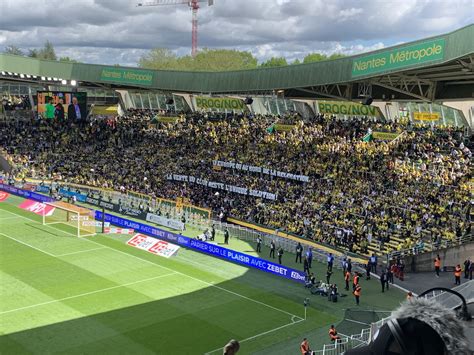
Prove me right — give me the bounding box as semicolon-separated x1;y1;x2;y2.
1;24;473;100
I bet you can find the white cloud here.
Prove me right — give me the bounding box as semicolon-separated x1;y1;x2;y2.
0;0;472;65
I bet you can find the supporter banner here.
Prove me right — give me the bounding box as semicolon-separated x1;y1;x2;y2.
19;199;55;216
274;124;296;132
195;96;247;111
0;191;10;202
116;205;148;219
1;184;306;283
35;185;51;193
156;116;179;123
127;234;180;258
372;131;399;140
100;67;153;86
413;112;441;121
166;174;277;200
213;160;309;183
84;196;116;210
146;212;185;231
59;188;87;203
318;101;380;117
352;38;445;77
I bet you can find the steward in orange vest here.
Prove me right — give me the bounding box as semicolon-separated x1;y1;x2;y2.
344;271;351;291
329;325;341;342
434;255;441;277
354;284;361;305
300;338;310;355
352;273;359;291
454;265;462;285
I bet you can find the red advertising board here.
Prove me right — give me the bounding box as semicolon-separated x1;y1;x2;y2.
0;191;9;202
19;199;56;216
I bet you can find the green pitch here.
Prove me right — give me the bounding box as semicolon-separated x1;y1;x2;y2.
0;196;404;354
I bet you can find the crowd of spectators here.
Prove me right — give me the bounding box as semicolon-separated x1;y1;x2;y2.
0;108;471;255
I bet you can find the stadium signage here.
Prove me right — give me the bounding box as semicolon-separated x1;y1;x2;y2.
413;112;440;121
145;212;185;231
352;39;445;77
100;67;153;86
372;131;399;140
195;96;247;111
19;199;55;216
0;184;307;284
166;174;276;200
35;185;51;193
127;234;180;258
318;101;380;117
274;124;296;132
0;183;53;203
0;191;9;202
59;188;87;203
213;160;309;182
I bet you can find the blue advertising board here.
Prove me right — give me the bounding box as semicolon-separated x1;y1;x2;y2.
58;188;87;202
0;184;306;283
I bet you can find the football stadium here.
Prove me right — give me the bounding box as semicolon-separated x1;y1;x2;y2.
0;2;473;354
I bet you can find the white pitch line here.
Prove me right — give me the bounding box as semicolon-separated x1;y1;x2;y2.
1;206;303;321
85;237;303;320
0;232;56;257
0;272;177;315
55;247;106;257
0;216;22;220
204;318;305;355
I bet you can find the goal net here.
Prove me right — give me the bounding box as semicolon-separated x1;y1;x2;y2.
43;201;96;237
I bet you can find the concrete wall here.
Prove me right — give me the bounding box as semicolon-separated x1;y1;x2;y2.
403;242;474;273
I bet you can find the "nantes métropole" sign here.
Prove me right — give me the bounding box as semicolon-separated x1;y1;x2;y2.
352;39;445;77
100;67;154;86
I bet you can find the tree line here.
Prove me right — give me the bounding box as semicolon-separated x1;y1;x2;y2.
3;41;346;70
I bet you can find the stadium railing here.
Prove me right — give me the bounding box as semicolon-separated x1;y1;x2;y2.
312;282;473;354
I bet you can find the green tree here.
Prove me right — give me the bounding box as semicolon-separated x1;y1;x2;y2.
303;53;328;63
28;49;38;58
138;48;179;70
329;53;346;60
59;56;79;63
138;48;258;71
292;58;301;65
259;57;288;68
37;40;57;60
3;45;24;56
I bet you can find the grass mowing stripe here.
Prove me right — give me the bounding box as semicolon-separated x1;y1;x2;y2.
1;205;303;321
0;272;177;315
0;232;56;257
55;247;106;257
205;318;305;354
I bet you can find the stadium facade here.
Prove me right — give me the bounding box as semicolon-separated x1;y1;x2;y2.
1;24;473;126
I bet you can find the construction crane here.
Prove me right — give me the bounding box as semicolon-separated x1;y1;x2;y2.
137;0;214;57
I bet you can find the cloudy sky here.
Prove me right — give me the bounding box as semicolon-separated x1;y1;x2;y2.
0;0;472;66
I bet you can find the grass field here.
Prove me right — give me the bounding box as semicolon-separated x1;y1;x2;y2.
0;194;404;354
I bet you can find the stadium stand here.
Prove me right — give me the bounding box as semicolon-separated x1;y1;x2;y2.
0;109;471;257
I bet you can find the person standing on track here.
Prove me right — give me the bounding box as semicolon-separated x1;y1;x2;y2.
327;252;334;271
277;246;284;265
344;270;351;291
224;228;229;244
295;242;303;263
269;240;275;259
329;325;341;342
454;264;462;285
306;248;313;268
303;256;310;275
434;254;441;277
353;272;360;291
353;283;361;305
300;338;311;355
256;236;262;253
380;270;387;292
